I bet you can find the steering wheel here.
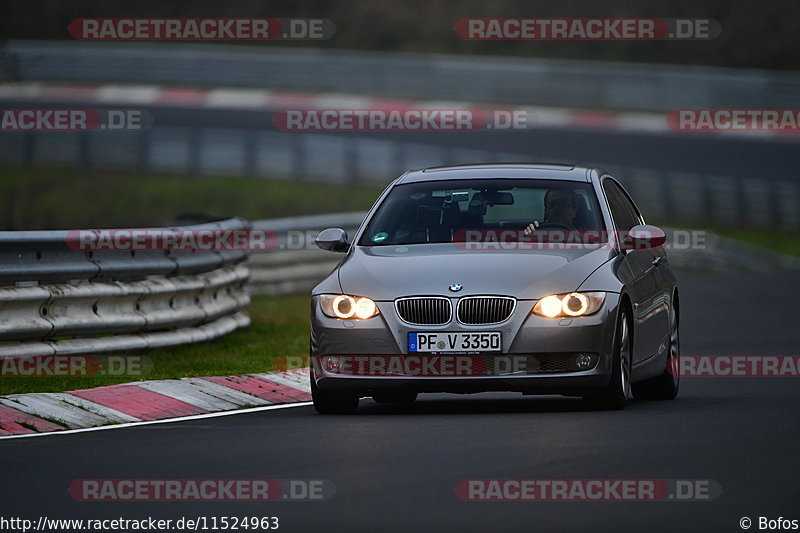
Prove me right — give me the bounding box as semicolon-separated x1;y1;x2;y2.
536;221;575;230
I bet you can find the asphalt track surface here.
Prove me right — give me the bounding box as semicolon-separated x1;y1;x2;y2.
1;270;798;533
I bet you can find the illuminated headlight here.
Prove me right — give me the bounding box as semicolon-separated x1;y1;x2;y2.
532;292;605;318
320;294;380;320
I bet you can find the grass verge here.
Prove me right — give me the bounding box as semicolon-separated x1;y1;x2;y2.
711;228;800;257
650;218;800;258
0;167;383;230
0;293;310;396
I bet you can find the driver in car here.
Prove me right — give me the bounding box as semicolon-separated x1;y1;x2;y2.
523;189;580;235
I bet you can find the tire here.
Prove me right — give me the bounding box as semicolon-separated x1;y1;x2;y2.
632;304;680;401
372;391;418;404
584;310;631;410
310;371;359;414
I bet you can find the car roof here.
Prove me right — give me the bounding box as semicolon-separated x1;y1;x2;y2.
396;163;594;184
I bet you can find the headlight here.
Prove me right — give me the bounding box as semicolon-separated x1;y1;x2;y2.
532;292;605;318
320;294;380;319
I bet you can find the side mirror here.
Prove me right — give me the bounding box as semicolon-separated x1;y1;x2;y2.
315;228;350;253
621;225;667;250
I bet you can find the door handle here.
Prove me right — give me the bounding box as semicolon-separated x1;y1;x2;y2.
643;255;662;275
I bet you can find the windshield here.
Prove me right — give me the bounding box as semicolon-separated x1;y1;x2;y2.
357;179;606;246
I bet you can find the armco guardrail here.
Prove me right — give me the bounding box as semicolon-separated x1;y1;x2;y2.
246;212;364;295
0;218;251;358
4;41;800;111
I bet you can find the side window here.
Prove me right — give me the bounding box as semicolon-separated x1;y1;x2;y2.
602;180;640;231
617;184;643;226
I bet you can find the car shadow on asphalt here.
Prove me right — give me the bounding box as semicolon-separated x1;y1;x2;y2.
353;394;644;415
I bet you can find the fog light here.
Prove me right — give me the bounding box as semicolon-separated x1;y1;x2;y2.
324;356;341;373
575;354;594;370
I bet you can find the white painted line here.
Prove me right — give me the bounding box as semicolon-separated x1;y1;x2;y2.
0;402;313;441
0;82;45;99
180;377;270;407
523;107;573;128
96;84;161;104
205;88;272;108
133;380;240;411
616;112;670;132
417;100;474;109
310;94;373;109
718;128;780;139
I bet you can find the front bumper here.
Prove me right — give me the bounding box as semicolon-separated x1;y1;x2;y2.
310;292;621;396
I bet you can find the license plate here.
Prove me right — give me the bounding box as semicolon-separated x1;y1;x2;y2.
408;332;501;353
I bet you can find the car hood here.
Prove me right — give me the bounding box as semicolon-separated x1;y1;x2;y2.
337;244;614;300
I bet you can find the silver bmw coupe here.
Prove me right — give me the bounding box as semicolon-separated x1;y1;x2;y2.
310;164;679;413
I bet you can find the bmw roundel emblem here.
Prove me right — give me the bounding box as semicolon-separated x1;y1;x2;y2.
449;284;462;292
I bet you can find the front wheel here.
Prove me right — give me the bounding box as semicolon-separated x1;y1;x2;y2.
632;304;680;401
310;372;359;414
583;310;631;410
